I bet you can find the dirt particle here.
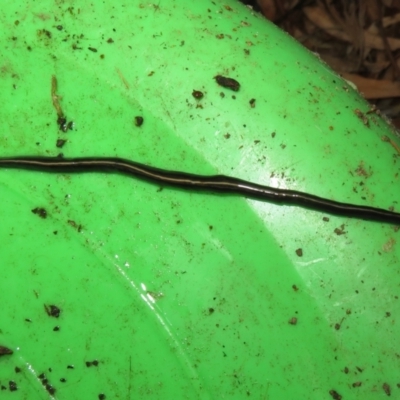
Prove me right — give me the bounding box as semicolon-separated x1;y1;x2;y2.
56;139;67;148
44;304;61;318
382;382;391;396
37;28;52;39
134;116;143;127
68;219;82;232
382;237;395;252
329;389;342;400
32;207;47;219
192;90;204;100
214;75;240;91
355;161;372;178
0;346;13;357
354;109;369;126
46;384;56;395
334;225;347;235
295;248;303;257
86;360;99;367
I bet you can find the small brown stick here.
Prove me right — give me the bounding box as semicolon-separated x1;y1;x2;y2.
51;75;64;120
382;135;400;155
116;68;130;89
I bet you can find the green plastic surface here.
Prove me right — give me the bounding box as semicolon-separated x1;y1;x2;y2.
1;1;400;399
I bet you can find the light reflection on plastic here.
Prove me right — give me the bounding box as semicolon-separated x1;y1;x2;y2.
269;175;286;189
297;258;325;267
61;227;203;392
146;293;156;304
140;293;154;310
25;361;56;400
101;255;202;386
209;237;233;261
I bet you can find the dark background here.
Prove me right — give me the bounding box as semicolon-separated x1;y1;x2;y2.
240;0;400;128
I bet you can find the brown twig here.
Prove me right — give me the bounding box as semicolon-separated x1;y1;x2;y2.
51;75;64;120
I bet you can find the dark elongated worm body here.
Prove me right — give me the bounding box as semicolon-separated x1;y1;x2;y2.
0;156;399;224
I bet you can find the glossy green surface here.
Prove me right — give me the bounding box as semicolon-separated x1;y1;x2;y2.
1;1;400;399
